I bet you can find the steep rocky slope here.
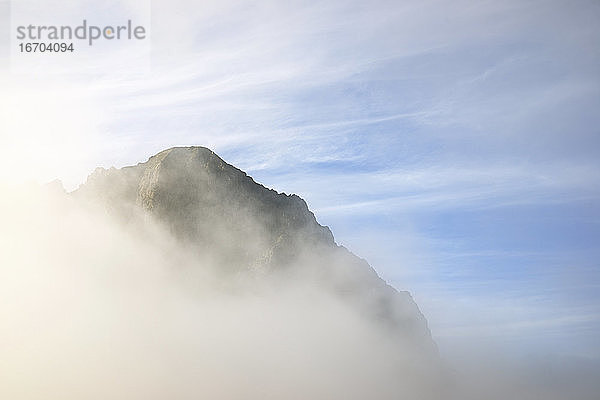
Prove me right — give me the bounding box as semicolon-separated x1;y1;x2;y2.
74;146;436;354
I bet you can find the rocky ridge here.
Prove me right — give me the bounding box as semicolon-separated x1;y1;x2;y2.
74;146;436;354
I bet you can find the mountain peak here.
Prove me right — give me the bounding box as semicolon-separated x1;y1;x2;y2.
74;146;436;354
148;146;218;163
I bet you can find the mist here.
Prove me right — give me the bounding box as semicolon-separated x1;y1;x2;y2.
0;182;437;399
0;179;597;400
2;0;599;398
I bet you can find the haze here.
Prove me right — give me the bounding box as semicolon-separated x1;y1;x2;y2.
1;0;599;398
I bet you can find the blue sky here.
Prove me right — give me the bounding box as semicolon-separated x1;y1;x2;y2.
2;0;599;359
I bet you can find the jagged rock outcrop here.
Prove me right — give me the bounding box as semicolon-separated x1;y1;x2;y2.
74;146;436;354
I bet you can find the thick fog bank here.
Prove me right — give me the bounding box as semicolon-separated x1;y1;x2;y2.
0;183;598;399
0;184;439;399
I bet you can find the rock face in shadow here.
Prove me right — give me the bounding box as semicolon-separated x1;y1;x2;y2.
74;146;437;355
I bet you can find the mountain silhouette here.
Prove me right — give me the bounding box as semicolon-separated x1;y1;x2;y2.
74;146;436;354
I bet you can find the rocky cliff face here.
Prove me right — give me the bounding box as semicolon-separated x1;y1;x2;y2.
74;146;436;354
